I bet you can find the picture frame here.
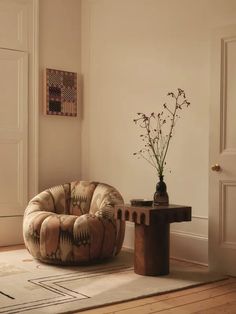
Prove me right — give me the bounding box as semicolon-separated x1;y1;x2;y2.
44;68;78;117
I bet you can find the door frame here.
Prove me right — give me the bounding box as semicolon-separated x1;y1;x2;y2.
28;0;39;199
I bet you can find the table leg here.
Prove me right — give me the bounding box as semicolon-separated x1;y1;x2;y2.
134;223;170;276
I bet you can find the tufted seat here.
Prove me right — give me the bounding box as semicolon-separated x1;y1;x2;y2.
23;181;125;264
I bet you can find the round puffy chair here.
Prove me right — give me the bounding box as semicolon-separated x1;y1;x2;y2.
23;181;125;264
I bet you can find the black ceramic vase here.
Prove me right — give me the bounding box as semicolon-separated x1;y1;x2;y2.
153;175;169;206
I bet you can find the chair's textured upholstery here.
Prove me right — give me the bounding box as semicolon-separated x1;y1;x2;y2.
23;181;125;264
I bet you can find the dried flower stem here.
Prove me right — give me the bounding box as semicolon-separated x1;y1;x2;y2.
133;88;190;178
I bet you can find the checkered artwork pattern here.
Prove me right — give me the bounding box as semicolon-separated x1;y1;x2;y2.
45;68;77;116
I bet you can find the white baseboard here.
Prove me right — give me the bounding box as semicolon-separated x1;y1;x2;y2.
170;231;208;266
123;222;208;266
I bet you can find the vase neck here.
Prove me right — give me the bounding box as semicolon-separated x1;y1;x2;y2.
159;175;164;181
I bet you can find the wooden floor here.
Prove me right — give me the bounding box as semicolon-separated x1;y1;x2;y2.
79;277;236;314
1;246;235;314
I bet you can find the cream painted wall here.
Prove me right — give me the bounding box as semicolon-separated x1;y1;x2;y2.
39;0;81;191
81;0;236;262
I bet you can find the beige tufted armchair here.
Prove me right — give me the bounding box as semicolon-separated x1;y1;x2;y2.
23;181;125;264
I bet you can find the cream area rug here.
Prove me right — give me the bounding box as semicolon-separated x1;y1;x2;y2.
0;249;226;314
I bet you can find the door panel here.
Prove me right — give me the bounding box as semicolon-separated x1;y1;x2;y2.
0;141;22;206
222;37;236;151
209;26;236;276
0;0;28;51
220;182;236;246
0;58;21;128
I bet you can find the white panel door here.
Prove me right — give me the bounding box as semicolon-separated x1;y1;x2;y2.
0;0;28;51
0;48;28;245
209;25;236;276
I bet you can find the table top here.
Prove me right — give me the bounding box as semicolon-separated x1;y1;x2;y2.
116;203;191;210
114;204;191;225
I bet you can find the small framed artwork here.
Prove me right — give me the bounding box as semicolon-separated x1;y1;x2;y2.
44;68;78;116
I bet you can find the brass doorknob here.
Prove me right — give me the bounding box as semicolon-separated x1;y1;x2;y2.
211;164;221;171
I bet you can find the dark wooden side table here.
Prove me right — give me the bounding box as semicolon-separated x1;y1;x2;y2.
114;204;191;276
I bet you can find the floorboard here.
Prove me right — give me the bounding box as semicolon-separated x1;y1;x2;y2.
78;278;236;314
